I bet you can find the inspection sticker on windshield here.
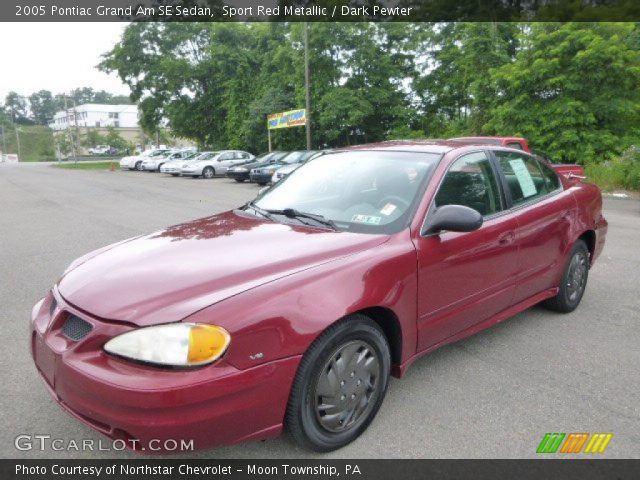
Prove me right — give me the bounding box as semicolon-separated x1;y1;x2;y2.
352;214;381;225
380;203;397;216
509;158;537;198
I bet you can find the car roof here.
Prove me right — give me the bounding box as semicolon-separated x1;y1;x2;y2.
341;139;463;154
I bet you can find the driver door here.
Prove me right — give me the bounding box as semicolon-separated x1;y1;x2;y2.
415;151;520;350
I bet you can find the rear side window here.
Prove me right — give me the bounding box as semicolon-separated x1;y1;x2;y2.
495;151;550;205
537;160;561;191
435;151;503;216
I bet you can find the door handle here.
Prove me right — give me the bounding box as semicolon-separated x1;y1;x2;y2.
498;231;515;245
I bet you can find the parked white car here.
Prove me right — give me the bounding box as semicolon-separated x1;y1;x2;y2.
180;150;254;178
160;151;203;176
142;149;196;172
88;145;110;155
119;149;170;171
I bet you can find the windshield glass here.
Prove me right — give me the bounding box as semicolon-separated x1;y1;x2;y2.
280;151;311;164
252;150;441;234
196;152;219;161
149;150;167;157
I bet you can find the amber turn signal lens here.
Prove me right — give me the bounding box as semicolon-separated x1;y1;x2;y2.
188;325;230;364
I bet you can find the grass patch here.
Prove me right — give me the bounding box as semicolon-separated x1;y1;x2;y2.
1;125;55;162
53;161;118;170
584;146;640;192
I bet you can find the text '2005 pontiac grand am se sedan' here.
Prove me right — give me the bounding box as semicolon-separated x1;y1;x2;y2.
31;140;607;452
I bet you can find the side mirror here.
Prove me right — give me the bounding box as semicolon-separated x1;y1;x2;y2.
422;204;483;236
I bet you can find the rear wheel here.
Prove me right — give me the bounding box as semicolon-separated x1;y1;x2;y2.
157;163;164;171
543;239;589;313
203;166;215;179
235;178;245;183
286;315;390;452
171;173;179;177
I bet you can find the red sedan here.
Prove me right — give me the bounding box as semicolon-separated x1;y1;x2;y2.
31;140;607;452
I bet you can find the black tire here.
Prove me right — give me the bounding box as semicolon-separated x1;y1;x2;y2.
157;163;164;171
285;314;390;452
203;166;215;179
543;239;589;313
235;178;245;183
257;182;267;186
135;161;143;171
171;173;179;177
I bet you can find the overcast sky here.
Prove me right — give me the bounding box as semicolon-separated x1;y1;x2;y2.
0;23;130;102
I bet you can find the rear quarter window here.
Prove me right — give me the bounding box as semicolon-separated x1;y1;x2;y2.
495;151;551;205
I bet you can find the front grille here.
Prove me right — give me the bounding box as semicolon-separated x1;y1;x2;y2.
61;314;92;341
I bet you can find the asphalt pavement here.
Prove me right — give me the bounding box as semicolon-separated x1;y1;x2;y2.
1;162;638;459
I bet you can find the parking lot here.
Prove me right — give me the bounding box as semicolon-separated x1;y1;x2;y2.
1;162;638;459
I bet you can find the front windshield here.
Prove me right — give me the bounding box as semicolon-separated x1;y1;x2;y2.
252;150;441;234
196;151;219;161
280;151;310;164
183;152;199;160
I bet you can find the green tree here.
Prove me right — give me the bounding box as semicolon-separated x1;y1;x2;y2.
4;92;28;123
29;90;57;125
486;23;640;163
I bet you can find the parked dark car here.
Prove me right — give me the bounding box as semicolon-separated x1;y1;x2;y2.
226;151;289;183
250;150;321;185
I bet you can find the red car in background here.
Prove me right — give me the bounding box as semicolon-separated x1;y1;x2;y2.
31;141;607;452
450;136;586;179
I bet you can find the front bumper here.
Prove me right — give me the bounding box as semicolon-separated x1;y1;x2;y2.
249;172;274;184
226;171;250;181
30;289;299;451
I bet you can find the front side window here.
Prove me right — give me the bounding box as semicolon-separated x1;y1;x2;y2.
253;151;441;234
495;151;550;205
434;151;502;216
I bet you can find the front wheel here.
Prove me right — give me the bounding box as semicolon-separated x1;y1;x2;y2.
285;315;390;452
203;166;215;179
135;161;143;171
543;239;589;313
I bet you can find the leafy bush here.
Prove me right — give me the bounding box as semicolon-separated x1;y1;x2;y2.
585;145;640;191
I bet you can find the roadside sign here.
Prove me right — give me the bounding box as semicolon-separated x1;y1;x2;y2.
267;109;306;130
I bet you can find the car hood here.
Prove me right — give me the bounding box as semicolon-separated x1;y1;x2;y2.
57;210;388;326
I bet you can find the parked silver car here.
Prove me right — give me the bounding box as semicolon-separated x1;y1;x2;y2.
181;150;254;178
119;149;171;171
142;149;196;172
160;151;203;176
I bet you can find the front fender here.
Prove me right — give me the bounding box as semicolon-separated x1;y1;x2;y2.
185;230;418;371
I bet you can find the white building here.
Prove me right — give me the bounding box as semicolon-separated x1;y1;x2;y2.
49;104;139;131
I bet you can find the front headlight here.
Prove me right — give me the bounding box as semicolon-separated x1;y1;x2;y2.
104;323;230;367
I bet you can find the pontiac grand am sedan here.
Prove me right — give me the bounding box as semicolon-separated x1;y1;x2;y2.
31;140;607;452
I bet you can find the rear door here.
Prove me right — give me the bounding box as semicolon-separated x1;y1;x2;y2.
491;150;574;303
415;151;519;350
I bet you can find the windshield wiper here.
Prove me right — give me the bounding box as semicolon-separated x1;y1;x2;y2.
244;201;276;221
278;208;338;231
244;203;337;231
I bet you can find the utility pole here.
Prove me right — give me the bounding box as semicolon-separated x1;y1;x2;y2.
15;126;22;162
303;21;312;150
0;125;7;158
72;96;80;163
